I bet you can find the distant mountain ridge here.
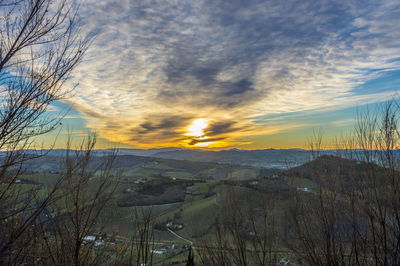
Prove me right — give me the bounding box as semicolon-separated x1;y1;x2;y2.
17;153;276;181
4;148;331;169
7;148;399;169
148;148;314;168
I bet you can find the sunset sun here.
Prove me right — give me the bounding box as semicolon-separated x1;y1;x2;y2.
186;118;208;137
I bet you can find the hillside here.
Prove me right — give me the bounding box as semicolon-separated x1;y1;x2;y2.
284;155;394;193
140;148;312;168
18;153;388;264
20;153;280;181
11;148;318;168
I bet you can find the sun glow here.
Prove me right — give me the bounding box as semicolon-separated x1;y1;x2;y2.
181;118;231;148
193;142;213;147
186;118;208;137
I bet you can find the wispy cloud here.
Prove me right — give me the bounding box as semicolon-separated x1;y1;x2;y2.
62;0;400;148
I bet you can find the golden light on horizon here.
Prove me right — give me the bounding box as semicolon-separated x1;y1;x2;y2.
186;118;208;137
180;118;243;148
182;118;215;148
194;141;213;147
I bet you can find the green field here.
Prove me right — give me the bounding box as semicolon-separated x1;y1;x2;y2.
15;154;288;263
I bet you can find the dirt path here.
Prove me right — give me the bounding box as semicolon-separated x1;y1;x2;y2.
166;228;193;245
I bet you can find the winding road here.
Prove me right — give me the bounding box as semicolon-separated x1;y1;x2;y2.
166;228;193;246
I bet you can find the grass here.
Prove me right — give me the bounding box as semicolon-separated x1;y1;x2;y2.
21;173;61;184
154;250;190;264
187;182;209;194
164;171;194;179
177;195;220;239
231;168;260;180
11;158;282;245
287;176;316;188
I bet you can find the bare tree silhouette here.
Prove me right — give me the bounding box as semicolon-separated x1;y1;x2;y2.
287;100;400;265
0;0;88;262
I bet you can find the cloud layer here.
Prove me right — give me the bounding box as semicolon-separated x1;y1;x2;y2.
65;0;400;148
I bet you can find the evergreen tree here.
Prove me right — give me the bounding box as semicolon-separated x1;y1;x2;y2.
186;246;194;266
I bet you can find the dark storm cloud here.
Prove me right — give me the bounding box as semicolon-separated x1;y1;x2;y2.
72;0;400;147
188;137;226;146
220;79;254;96
138;115;191;134
205;121;243;136
153;0;354;108
126;114;193;144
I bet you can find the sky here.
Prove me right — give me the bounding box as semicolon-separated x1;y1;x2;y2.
44;0;400;150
